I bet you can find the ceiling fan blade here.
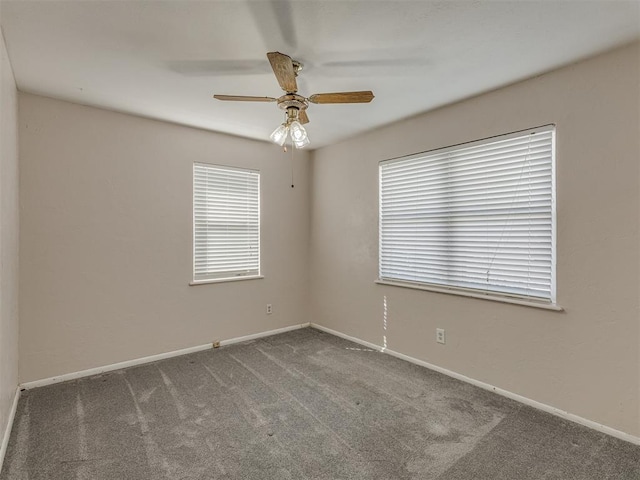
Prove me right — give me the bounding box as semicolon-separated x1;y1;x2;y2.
299;109;309;125
168;60;270;76
267;51;298;93
213;95;277;102
308;91;375;104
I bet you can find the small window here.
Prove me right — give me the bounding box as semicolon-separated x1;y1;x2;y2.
193;163;260;282
379;126;555;303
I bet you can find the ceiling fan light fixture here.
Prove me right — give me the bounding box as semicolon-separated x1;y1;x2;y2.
270;123;288;146
289;120;309;149
293;136;310;149
289;121;307;141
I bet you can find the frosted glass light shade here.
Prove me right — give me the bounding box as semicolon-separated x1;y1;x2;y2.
270;124;288;146
289;121;307;142
271;120;310;148
293;135;310;149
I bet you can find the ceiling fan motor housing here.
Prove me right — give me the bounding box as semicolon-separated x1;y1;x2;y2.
278;93;308;112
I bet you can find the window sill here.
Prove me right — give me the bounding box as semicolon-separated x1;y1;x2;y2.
375;280;564;312
190;275;264;286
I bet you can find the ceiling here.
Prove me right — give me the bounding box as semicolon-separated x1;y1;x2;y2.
1;1;639;149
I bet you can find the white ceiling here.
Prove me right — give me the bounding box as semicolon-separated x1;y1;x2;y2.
1;1;639;149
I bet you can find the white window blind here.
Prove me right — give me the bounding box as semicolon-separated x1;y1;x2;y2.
379;126;555;302
193;163;260;282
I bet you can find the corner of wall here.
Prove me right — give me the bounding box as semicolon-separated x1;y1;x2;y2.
0;21;21;471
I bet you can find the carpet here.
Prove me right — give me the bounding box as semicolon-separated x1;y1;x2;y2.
2;327;638;479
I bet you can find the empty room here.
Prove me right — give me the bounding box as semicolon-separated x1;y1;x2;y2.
0;1;639;478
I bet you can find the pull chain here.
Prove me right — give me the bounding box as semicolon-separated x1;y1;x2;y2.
290;138;295;188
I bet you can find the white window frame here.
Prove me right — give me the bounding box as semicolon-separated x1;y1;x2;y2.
191;163;262;285
377;125;560;310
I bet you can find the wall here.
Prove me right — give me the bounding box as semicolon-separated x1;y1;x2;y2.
309;42;640;437
18;94;310;383
0;23;19;458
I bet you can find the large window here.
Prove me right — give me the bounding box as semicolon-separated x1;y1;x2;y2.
193;163;260;283
379;126;555;303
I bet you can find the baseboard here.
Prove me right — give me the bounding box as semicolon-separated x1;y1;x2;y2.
20;323;310;390
0;387;21;474
219;323;309;347
310;323;640;446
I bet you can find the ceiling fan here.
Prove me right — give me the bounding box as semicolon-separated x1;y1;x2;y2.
213;51;375;148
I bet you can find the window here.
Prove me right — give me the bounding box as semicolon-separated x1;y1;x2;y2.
193;163;260;283
379;126;555;303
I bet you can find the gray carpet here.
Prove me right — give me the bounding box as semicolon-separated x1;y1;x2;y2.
1;327;638;479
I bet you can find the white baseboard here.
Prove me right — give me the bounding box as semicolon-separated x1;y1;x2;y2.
310;323;640;446
0;387;21;474
20;323;310;390
219;323;309;347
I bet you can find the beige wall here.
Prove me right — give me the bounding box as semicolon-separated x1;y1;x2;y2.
0;24;19;452
309;43;640;437
18;94;310;383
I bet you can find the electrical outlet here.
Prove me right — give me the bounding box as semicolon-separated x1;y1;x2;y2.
266;304;273;315
436;328;446;344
